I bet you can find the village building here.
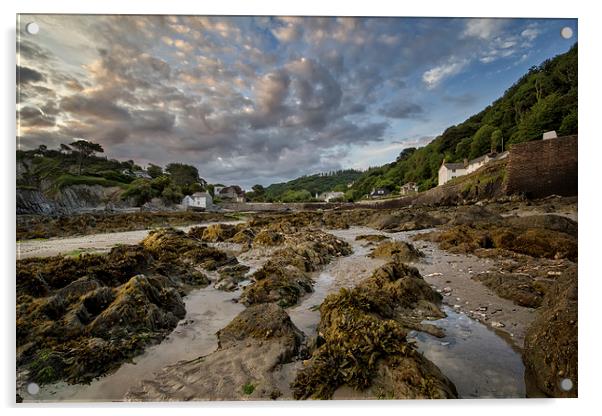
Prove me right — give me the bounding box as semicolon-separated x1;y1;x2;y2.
217;185;245;203
400;182;419;196
317;191;345;202
370;187;390;198
542;130;558;140
438;151;509;186
182;192;213;210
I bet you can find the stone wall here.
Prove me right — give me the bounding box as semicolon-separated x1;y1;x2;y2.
504;135;578;198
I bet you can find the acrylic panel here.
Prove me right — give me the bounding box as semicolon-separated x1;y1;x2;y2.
16;14;578;402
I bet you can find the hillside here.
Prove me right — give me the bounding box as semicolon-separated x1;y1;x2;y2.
346;44;577;200
17;141;206;210
248;169;363;202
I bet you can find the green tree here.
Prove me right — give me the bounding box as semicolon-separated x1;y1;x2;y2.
161;182;183;204
558;109;578;136
454;137;472;160
122;178;155;206
70;139;104;175
147;163;163;179
166;163;200;188
490;129;503;152
469;125;496;159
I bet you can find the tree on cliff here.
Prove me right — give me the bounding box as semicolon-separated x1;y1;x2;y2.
69;139;104;175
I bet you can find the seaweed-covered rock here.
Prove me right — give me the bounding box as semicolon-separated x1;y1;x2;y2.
415;224;577;261
240;262;312;307
472;272;548;308
369;241;423;262
523;267;577;397
291;260;454;399
126;304;304;401
506;214;578;237
15;229;236;386
253;230;285;247
355;234;390;243
447;205;502;226
240;230;352;307
87;274;185;337
201;223;241;242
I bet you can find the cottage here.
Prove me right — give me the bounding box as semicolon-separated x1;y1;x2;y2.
370;188;390;198
542;130;558;140
218;185;245;203
438;151;508;186
317;191;345;202
400;182;419;196
182;192;212;211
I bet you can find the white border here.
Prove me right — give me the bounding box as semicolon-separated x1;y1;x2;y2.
2;1;600;415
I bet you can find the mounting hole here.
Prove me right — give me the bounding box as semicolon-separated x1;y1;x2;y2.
26;22;40;35
27;382;40;395
559;378;573;392
560;27;573;40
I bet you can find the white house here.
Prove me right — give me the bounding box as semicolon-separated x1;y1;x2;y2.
543;130;558;140
317;191;345;202
182;192;213;210
438;151;509;186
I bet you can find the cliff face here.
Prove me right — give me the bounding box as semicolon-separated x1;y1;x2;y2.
17;185;131;215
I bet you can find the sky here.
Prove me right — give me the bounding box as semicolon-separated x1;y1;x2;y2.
16;15;577;189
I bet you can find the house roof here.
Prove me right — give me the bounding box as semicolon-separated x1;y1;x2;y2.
219;185;244;195
192;192;209;197
442;162;465;170
469;155;487;164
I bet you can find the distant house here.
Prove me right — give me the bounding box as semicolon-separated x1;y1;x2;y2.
370;188;390;198
217;185;245;203
182;192;212;210
317;191;345;202
542;130;558;140
438;151;509;186
133;170;152;179
400;182;419;196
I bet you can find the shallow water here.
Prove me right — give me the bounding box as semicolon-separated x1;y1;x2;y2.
288;228;383;336
408;306;526;398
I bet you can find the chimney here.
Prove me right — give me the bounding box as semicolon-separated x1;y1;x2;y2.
463;158;468;167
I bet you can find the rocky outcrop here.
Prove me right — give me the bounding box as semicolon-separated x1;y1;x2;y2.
126;304;304;401
369;241;423;262
15;229;242;384
240;230;352;307
17;189;58;215
17;185;130;215
292;260;455;399
523;267;578;397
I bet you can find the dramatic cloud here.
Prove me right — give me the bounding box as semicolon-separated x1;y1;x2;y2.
423;57;469;89
16;15;577;187
379;100;424;119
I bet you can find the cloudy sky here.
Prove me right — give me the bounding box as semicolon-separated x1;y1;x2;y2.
17;15;577;188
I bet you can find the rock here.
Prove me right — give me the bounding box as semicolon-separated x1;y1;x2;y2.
523;267;577;397
291;259;455;399
369;241;424;262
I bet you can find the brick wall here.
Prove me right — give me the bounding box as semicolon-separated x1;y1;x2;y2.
504;135;578;198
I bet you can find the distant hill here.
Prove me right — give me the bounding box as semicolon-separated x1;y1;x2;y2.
346;43;577;200
16;142;205;207
248;170;363;202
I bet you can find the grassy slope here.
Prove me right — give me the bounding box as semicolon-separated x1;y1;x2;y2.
347;44;577;200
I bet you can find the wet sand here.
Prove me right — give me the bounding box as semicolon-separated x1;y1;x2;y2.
16;220;243;259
